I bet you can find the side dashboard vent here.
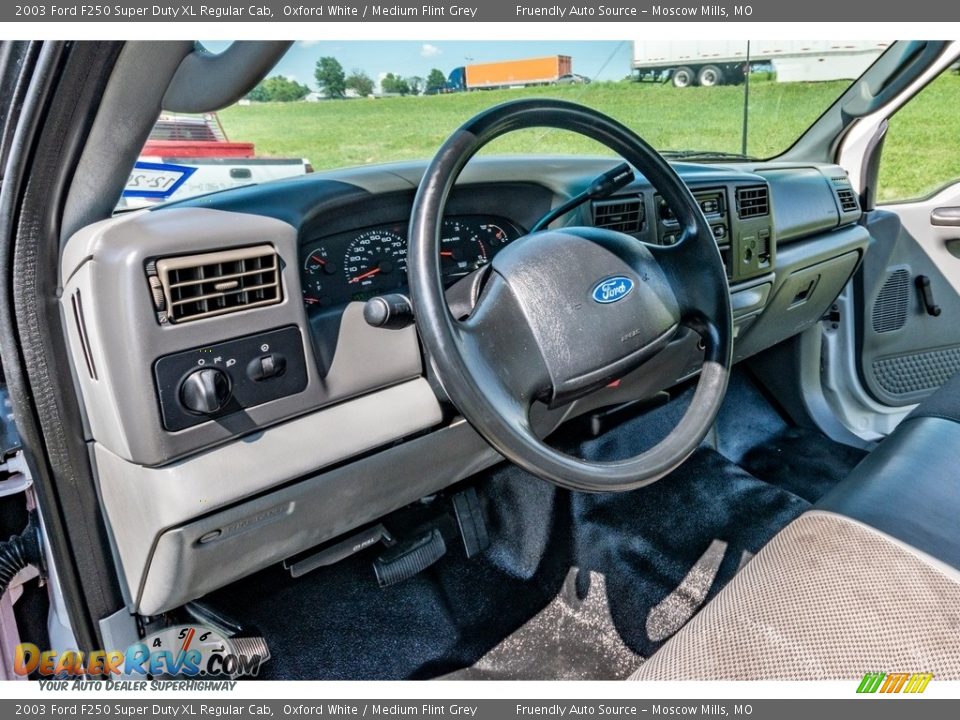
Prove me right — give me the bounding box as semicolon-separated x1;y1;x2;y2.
831;176;861;214
735;186;769;219
836;187;860;214
148;245;282;324
592;195;644;234
872;268;910;334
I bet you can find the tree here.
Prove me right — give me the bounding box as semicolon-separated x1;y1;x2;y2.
247;75;310;102
381;73;411;96
345;69;374;98
426;68;447;95
314;57;346;99
407;76;424;96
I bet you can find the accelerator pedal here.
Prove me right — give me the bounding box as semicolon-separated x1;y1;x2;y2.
452;487;490;558
373;528;446;587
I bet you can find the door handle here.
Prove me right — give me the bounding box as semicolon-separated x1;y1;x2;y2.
931;207;960;226
915;275;942;317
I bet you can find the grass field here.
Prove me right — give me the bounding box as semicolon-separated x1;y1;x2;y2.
218;73;960;203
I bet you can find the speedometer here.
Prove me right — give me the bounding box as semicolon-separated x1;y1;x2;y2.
343;229;407;295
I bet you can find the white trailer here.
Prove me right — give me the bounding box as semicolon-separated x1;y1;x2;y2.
632;41;891;88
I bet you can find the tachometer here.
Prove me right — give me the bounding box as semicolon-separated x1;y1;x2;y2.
343;229;407;293
302;245;336;307
440;219;489;280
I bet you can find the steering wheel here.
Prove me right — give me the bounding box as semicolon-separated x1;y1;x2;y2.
408;99;732;492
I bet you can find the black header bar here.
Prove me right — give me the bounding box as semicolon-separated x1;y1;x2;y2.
4;1;958;23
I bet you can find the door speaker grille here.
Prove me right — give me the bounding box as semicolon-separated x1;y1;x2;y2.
872;268;910;333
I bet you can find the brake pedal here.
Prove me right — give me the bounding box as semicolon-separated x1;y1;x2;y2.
373;528;446;587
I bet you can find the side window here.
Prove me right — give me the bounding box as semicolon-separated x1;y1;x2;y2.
877;63;960;204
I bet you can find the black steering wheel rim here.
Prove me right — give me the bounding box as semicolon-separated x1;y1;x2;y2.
409;99;732;492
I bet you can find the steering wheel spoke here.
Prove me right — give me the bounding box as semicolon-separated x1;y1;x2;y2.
647;230;732;352
455;272;552;424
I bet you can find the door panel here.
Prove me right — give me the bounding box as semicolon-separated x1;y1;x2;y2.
860;183;960;406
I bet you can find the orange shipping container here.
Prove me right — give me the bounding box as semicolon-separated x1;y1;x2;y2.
465;56;572;89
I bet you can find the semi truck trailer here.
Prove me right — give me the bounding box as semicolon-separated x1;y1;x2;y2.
446;55;573;91
633;41;890;88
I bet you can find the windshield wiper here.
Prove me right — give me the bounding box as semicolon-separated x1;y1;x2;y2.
661;150;758;162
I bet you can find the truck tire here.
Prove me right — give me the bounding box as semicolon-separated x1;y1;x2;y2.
697;65;724;87
672;66;695;88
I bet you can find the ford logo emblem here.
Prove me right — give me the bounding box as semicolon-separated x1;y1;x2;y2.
591;276;635;304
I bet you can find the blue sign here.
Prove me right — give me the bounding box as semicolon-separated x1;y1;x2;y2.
122;161;196;200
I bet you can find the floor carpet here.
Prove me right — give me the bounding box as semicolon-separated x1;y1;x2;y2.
205;370;868;680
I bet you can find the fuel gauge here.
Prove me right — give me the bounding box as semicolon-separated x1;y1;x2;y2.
302;245;337;307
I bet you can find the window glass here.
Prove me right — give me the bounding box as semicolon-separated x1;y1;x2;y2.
119;40;888;209
878;63;960;203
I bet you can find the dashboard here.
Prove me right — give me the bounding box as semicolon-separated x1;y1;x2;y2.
300;215;523;309
60;155;872;616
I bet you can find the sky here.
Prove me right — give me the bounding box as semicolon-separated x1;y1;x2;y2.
203;41;633;88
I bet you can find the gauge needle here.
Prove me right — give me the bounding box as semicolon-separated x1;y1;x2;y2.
349;267;382;284
440;251;455;258
310;254;326;264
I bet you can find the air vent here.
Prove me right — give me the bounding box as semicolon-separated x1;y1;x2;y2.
735;186;769;219
836;187;860;214
150;245;282;324
592;195;644;234
830;175;861;214
872;268;910;334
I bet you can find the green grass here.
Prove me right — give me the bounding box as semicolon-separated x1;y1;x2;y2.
218;74;960;202
877;71;960;202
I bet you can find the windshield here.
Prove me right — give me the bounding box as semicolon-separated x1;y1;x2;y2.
120;39;889;208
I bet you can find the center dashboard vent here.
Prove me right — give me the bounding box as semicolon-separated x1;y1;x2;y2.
147;245;282;324
735;186;770;219
592;195;644;234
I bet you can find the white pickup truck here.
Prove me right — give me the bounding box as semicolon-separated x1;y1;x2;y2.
120;114;311;209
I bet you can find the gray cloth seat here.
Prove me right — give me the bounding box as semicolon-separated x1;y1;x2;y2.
630;374;960;681
817;373;960;570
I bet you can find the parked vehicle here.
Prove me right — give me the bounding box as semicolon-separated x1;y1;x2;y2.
633;41;891;87
446;55;572;91
557;73;591;85
120;113;311;209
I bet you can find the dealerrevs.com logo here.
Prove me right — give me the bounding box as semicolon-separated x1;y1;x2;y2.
857;672;934;694
14;625;269;679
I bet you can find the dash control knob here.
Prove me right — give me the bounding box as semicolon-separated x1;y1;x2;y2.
179;367;232;415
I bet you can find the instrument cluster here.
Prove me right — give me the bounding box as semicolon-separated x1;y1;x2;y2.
300;215;522;309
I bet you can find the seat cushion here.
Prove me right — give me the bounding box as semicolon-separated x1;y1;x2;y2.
630;512;960;680
817;415;960;570
907;368;960;424
633;374;960;681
